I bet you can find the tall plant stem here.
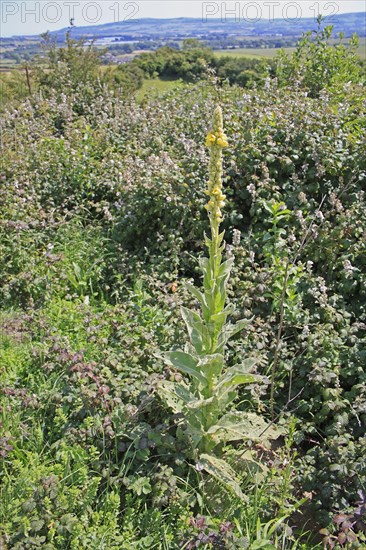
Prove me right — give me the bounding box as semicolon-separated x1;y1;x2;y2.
270;261;289;420
204;106;228;354
210;221;220;278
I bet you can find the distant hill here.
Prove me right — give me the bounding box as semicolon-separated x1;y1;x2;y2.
41;12;365;41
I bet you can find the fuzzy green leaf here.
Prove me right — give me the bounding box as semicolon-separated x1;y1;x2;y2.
197;454;246;501
218;230;225;246
216;362;258;396
204;232;211;248
158;381;195;414
185;283;208;308
185;283;205;303
208;411;282;446
228;449;269;478
199;353;225;377
181;306;211;354
163;351;207;385
184;283;211;322
218;257;234;279
186;395;216;411
226;317;252;338
210;304;234;322
199;256;210;271
216;389;238;412
217;318;252;350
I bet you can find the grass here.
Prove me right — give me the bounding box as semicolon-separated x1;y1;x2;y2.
214;47;295;59
356;36;366;58
214;37;366;59
136;77;185;102
0;59;17;71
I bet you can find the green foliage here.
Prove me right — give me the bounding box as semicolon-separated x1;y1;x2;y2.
131;44;215;82
276;17;364;96
116;42;270;88
0;67;31;107
34;32;104;96
0;220;110;307
1;26;366;547
110;63;145;94
216;56;271;87
157;107;280;504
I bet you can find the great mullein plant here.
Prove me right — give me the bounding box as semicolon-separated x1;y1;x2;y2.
159;107;279;497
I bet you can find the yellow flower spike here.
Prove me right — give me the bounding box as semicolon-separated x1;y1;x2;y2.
212;106;223;131
205;106;228;225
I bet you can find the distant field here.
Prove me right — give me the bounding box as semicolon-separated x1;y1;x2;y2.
215;37;366;59
1;36;364;72
0;60;16;72
136;77;184;102
214;47;294;59
356;36;366;58
1;35;364;71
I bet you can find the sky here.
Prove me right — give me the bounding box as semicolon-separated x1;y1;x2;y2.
1;1;365;37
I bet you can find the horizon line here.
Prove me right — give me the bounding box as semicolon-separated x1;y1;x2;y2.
3;11;364;40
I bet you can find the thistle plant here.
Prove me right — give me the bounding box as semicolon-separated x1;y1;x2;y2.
158;106;278;496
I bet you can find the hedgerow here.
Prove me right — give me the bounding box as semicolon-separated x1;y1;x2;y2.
1;27;365;548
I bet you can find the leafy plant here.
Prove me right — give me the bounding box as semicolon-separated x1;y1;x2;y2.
320;490;366;548
34;31;105;96
157;106;279;494
275;16;364;97
1;31;365;541
261;200;303;320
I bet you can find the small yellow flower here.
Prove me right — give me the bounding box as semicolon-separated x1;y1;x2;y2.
216;137;228;148
205;133;216;147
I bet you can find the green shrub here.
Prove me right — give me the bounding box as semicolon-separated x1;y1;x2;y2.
1;41;365;538
275;16;364;97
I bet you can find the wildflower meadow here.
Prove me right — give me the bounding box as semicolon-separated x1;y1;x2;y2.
0;20;365;549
